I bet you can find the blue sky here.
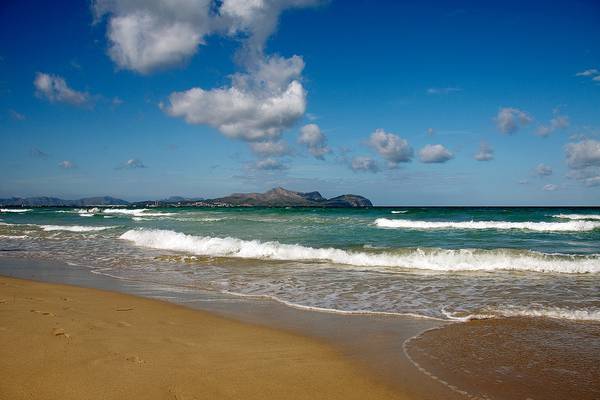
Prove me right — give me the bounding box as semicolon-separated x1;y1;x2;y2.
1;0;600;205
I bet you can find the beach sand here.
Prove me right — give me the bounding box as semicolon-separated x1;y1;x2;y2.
0;276;404;400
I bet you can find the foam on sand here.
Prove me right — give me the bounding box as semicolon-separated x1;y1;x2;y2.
374;218;600;232
120;229;600;274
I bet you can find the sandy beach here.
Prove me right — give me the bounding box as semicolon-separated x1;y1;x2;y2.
0;275;404;400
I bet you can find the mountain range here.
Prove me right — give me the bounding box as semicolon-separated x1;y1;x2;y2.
0;188;372;208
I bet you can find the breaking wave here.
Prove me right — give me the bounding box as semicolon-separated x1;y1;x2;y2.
120;229;600;274
553;214;600;221
0;209;31;213
374;218;600;232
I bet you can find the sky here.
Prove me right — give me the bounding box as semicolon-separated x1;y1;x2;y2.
1;0;600;205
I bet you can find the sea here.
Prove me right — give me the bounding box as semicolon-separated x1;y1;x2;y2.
1;206;599;322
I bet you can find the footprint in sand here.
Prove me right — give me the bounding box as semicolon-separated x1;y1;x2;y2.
126;355;144;364
52;327;71;339
30;309;55;316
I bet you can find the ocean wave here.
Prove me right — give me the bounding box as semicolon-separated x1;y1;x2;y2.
391;210;407;214
120;229;600;274
40;225;116;232
374;218;600;232
0;209;31;213
553;214;600;221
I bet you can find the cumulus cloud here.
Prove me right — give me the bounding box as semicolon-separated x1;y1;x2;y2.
162;54;306;142
250;140;291;157
350;156;379;173
426;87;462;95
118;158;147;169
34;73;90;106
368;129;413;167
253;158;288;171
565;139;600;187
93;0;213;74
474;142;494;161
535;163;552;177
536;110;569;137
58;160;75;169
543;184;558;191
419;144;453;163
298;124;330;159
94;0;321;74
495;107;532;134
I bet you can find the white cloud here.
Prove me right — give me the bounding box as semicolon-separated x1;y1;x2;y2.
575;69;599;77
34;73;90;106
535;163;552;176
162;55;306;142
565;139;600;187
419;144;453;163
216;0;321;62
350;156;379;173
565;140;600;169
94;0;213;74
536;110;569;137
58;160;75;169
474;142;494;161
426;87;462;95
495;107;532;134
94;0;321;74
250;140;291;157
543;184;558;191
593;76;600;82
368;129;413;167
298;124;330;159
254;158;288;171
118;158;147;169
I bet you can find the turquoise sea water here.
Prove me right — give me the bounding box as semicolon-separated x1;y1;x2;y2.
1;206;599;321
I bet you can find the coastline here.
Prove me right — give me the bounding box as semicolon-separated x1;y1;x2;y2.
0;256;458;400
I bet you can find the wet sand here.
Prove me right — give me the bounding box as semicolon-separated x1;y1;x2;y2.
0;275;407;400
405;317;600;400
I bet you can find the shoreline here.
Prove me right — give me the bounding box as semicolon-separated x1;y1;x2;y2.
0;256;458;400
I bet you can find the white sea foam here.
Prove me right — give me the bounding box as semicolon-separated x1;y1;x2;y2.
553;214;600;221
0;209;31;213
448;307;600;322
374;218;600;232
0;235;28;239
101;208;149;215
495;306;600;321
101;208;175;217
120;229;600;274
391;210;407;214
40;225;115;232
